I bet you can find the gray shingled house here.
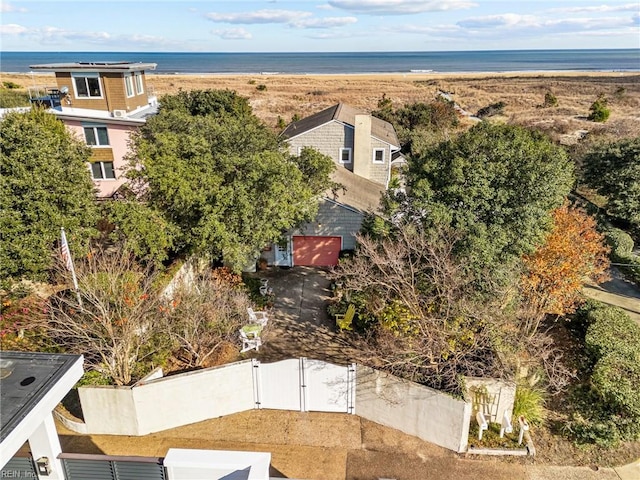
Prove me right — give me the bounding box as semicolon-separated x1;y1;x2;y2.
260;104;401;267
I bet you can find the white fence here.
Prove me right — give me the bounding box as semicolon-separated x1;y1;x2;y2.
356;366;471;452
255;358;356;413
77;358;470;452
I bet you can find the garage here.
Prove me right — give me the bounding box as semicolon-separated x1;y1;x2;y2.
293;236;341;266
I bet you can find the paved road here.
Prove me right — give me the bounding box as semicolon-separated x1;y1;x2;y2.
584;267;640;324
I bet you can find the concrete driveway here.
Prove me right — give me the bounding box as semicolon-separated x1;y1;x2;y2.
246;266;367;365
584;266;640;324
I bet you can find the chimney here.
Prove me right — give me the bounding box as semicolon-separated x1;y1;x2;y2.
353;114;371;179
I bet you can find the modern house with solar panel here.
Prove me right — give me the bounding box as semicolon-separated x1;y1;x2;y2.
28;61;159;198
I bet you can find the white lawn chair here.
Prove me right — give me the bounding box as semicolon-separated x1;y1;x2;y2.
239;328;262;353
247;307;269;327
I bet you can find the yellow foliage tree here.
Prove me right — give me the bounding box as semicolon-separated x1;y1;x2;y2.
521;205;610;336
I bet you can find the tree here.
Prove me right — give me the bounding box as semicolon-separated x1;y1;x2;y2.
127;90;335;269
542;91;558;108
520;205;610;336
588;95;610;122
162;267;250;368
45;247;170;385
401;122;575;278
373;96;459;156
0;109;98;282
332;223;513;394
582;137;640;232
101;200;179;264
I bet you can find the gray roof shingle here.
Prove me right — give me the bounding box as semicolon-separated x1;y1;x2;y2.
282;103;400;148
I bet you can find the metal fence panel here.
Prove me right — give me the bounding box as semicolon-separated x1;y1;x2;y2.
1;456;36;478
63;458;114;479
113;460;166;480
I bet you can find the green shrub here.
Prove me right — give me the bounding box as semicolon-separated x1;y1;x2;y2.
513;384;546;426
605;227;634;258
543;91;558;108
591;351;640;417
476;101;505;118
567;300;640;447
584;305;640;360
256;84;267;91
0;89;30;108
77;370;112;387
588;96;610;122
2;81;21;89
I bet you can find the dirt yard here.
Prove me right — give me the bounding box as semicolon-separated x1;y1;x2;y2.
55;410;630;480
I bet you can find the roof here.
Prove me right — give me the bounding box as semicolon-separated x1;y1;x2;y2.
29;61;157;73
282;103;400;148
0;351;83;443
328;167;385;213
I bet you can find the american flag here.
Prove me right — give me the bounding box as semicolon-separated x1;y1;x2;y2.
60;228;74;272
60;227;82;306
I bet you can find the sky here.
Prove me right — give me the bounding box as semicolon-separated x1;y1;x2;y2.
1;1;639;52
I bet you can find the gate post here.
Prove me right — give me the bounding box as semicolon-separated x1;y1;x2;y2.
299;357;308;412
251;359;262;409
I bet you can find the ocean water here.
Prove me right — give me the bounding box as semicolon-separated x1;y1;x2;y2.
1;50;639;74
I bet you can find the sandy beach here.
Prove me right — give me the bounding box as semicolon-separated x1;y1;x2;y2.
3;71;639;138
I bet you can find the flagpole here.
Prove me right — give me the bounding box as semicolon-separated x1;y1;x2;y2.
61;227;82;307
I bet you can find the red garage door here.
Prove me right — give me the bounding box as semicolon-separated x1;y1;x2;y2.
293;236;341;266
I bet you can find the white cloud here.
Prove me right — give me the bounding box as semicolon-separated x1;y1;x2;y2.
1;23;180;48
1;3;27;13
0;23;28;34
292;16;358;28
205;9;312;24
205;8;356;29
328;0;477;15
549;3;639;14
458;14;538;29
213;28;253;40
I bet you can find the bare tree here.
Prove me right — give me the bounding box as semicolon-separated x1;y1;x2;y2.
46;247;168;385
163;267;251;368
333;224;514;393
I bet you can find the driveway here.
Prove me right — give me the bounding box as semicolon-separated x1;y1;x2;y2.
246;266;367;365
584;266;640;324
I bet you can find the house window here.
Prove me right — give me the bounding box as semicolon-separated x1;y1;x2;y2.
373;148;385;163
124;75;134;97
84;126;109;146
90;162;116;180
73;74;102;98
340;148;352;164
134;72;144;95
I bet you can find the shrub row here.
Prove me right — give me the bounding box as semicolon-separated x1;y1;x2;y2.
567;301;640;447
604;227;640;285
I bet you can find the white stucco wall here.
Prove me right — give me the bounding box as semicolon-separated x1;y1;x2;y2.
79;360;254;436
79;385;139;435
355;365;472;453
77;359;471;453
133;361;255;435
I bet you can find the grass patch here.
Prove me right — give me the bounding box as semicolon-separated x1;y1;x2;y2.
468;421;523;450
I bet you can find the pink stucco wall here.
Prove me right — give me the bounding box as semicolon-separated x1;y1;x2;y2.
65;120;137;198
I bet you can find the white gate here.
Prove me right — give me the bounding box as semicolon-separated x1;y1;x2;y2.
252;358;356;413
